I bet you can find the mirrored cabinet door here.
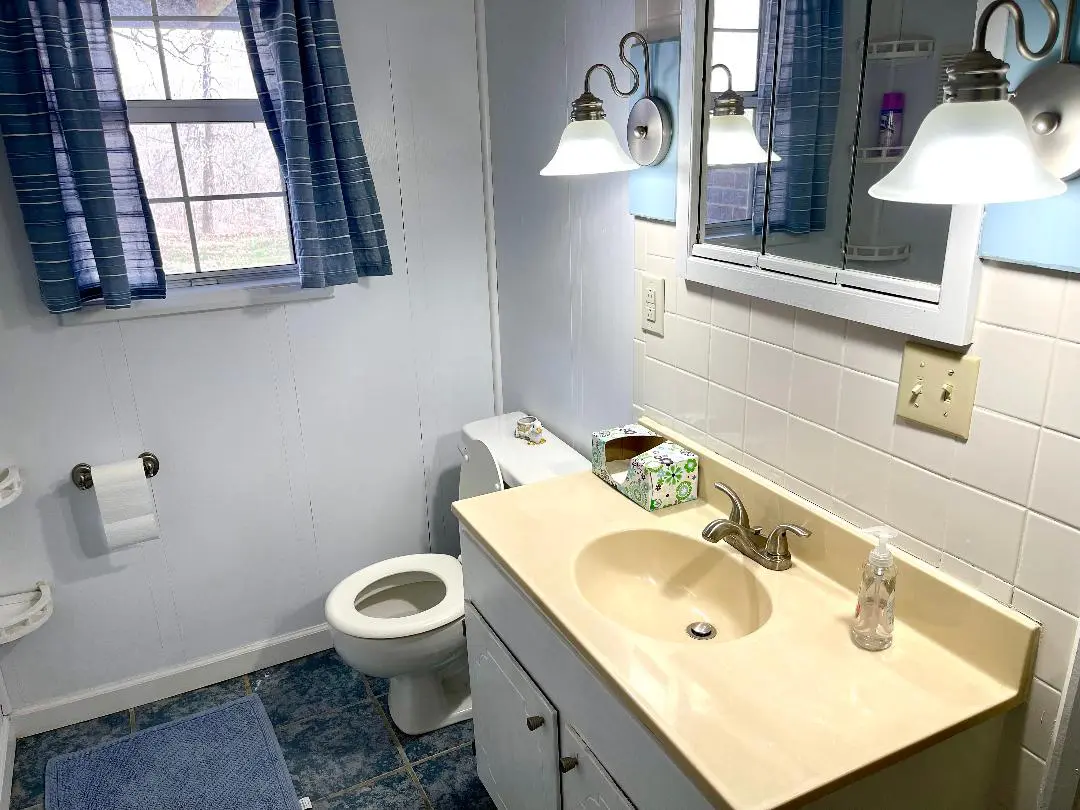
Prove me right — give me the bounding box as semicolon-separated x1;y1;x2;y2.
844;0;979;287
761;0;869;270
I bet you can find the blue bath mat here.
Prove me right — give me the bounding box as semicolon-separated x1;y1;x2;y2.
45;695;301;810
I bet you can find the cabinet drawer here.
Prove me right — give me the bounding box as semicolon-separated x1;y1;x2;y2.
465;602;561;810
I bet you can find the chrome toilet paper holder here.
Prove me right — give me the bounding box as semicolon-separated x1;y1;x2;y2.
71;452;160;491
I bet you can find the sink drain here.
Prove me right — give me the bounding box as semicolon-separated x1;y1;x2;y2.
686;621;717;640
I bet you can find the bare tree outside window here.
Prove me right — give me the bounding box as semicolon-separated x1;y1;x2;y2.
111;0;293;281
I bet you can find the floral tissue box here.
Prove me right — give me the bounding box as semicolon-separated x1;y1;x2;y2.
591;425;699;512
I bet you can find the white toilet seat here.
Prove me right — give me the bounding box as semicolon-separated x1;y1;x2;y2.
326;554;463;640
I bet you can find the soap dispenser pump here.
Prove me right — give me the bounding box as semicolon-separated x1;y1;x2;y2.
851;527;898;651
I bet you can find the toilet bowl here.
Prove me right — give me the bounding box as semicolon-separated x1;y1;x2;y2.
326;553;469;735
324;413;591;735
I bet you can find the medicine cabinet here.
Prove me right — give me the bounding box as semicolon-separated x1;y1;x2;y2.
676;0;987;345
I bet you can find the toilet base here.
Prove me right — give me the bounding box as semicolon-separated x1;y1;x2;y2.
388;666;473;735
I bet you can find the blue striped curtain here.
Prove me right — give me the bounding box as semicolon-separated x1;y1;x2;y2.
237;0;392;287
0;0;164;313
753;0;844;234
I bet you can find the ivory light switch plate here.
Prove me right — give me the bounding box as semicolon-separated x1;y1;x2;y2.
640;273;666;337
896;342;980;439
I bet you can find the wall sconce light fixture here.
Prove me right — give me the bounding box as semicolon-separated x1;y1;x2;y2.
541;32;672;176
870;0;1074;204
705;64;781;166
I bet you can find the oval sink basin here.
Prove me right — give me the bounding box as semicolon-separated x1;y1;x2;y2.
574;530;772;642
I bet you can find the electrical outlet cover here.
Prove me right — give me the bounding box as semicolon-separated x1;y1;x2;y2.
640;273;665;337
895;342;980;439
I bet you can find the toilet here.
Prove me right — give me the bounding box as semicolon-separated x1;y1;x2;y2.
325;412;590;735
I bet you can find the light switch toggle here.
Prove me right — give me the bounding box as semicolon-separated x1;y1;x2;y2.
942;382;955;401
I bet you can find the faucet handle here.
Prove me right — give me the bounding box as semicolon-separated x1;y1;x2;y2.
764;523;811;559
713;482;750;529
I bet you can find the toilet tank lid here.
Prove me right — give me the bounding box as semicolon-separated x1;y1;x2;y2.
462;412;590;488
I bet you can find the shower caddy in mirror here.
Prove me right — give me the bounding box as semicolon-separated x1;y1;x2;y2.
676;0;988;345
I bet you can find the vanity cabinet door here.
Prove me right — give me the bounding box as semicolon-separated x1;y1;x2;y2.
559;723;636;810
465;602;561;810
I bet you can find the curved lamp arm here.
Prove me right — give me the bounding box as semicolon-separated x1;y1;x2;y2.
710;63;734;93
584;31;651;98
974;0;1060;61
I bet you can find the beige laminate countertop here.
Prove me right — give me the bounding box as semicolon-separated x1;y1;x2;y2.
453;427;1038;810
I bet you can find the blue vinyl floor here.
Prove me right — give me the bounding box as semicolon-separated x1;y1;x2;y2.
11;650;494;810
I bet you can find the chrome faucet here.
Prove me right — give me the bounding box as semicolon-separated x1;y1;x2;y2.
701;482;811;571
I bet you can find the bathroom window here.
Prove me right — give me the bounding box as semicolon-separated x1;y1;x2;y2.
110;1;295;287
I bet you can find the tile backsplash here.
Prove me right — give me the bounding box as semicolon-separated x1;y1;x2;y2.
632;218;1080;809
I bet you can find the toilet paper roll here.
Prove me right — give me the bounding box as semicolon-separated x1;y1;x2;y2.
92;459;160;550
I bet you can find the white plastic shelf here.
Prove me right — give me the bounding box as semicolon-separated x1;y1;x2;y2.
0;465;21;510
0;582;52;644
867;39;935;60
855;146;904;164
844;244;911;263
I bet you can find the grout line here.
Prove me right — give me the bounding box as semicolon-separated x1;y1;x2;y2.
364;677;433;810
316;764;413;803
128;708;136;733
241;675;252;695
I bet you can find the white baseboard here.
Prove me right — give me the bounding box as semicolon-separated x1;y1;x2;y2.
10;623;332;739
1;714;13;810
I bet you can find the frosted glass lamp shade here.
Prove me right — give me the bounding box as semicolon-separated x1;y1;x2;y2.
706;114;779;165
868;100;1066;204
540;119;640;176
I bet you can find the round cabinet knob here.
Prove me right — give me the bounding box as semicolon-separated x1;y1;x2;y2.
526;715;545;731
559;756;579;773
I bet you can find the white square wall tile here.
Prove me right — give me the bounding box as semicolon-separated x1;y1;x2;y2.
836;369;897;452
977;262;1066;336
1044;340;1080;438
711;289;751;334
943;482;1025;581
892;419;958;478
1030;429;1080;530
1016;512;1080;615
1011;590;1079;691
708;327;749;392
1060;279;1080;342
707;383;746;450
643;358;708;430
793;310;845;363
676;278;713;322
843;321;904;381
744;398;789;469
645;220;677;259
886;459;950;547
953;409;1039;504
749;299;795;348
746;340;793;410
786;417;837;494
789;355;841;428
992;747;1045;810
646;315;710;378
1020;678;1062;760
634;221;648;270
972;323;1053;423
891;530;943;566
939;553;1013;605
833;436;892;520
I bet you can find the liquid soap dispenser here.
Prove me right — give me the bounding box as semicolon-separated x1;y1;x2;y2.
851;527;897;651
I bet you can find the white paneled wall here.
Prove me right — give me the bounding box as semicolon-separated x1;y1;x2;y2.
0;0;493;711
634;220;1080;809
486;0;635;452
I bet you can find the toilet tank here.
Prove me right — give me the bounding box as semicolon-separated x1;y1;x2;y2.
458;412;590;500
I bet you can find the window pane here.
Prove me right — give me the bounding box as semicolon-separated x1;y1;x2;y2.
191;196;292;272
159;21;256;99
150;202;197;274
131;124;183;198
109;0;153;14
157;0;238;16
176;122;281;196
112;24;166;99
713;0;759;30
711;32;759;93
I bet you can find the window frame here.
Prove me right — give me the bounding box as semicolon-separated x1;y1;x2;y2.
112;8;297;289
675;0;983;346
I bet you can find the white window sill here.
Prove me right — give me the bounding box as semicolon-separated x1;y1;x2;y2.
58;279;334;326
